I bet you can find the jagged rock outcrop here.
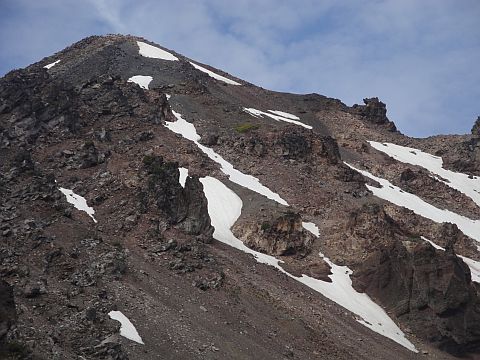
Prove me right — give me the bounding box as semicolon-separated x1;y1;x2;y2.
233;211;315;256
340;203;410;263
353;232;480;355
0;65;172;148
471;116;480;136
350;97;397;132
140;155;213;239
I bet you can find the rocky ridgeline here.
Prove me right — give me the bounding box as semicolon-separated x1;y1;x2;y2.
349;97;398;132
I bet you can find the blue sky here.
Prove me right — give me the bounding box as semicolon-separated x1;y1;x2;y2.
0;0;479;137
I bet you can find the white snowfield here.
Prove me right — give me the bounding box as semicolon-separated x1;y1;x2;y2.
44;60;60;69
369;141;480;208
422;236;480;283
243;107;312;129
345;163;480;244
58;187;97;223
136;41;178;61
193;172;416;352
165;110;288;205
127;75;153;90
108;311;144;344
189;61;241;85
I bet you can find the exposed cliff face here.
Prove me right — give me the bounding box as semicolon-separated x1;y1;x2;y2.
353;236;480;355
233;211;315;256
139;155;213;239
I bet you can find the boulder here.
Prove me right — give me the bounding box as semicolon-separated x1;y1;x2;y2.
233;211;315;256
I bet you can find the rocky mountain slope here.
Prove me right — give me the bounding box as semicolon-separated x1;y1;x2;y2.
1;34;480;359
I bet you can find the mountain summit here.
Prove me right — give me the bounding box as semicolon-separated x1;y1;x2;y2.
1;34;480;359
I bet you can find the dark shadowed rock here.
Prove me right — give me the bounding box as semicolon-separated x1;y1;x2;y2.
471;116;480;136
0;280;16;341
353;232;480;356
79;141;100;168
140;155;213;239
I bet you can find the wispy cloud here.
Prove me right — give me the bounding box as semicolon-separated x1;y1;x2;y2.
0;0;478;137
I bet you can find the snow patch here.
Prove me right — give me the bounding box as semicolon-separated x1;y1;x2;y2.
268;110;300;120
127;75;153;90
244;108;311;129
59;187;97;223
165;111;288;205
422;236;480;283
302;222;319;237
369;141;480;207
44;60;60;69
137;41;178;61
345;163;480;244
108;311;144;344
201;175;416;352
179;167;188;188
189;61;240;85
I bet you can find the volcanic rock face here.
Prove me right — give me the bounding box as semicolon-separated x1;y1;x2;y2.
139;155;213;239
353;236;480;355
2;34;480;359
350;97;397;131
233;211;315;256
221;126;342;165
471;116;480;136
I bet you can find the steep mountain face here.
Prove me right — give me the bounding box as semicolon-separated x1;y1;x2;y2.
1;34;479;359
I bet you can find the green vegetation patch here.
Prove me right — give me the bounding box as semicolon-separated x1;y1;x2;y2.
235;123;259;133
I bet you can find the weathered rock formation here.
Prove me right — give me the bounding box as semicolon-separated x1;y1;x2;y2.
140;155;213;239
233;211;315;256
350;97;397;132
353;229;480;355
471;116;480;136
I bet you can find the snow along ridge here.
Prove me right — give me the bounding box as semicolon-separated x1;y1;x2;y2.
189;61;241;85
136;41;178;61
44;60;60;69
178;168;416;352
